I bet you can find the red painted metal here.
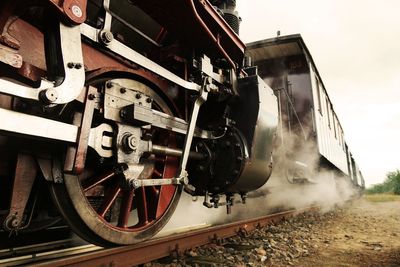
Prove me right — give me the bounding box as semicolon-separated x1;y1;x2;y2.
136;186;150;226
117;190;135;228
98;184;122;218
156;156;178;219
82;170;116;192
47;0;87;24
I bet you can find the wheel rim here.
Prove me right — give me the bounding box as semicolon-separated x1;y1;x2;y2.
50;78;182;246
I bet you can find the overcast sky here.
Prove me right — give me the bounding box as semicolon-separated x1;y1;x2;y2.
237;0;400;186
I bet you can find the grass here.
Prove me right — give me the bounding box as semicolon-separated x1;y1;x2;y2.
364;193;400;202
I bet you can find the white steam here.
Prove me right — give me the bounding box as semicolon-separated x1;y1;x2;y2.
160;132;357;234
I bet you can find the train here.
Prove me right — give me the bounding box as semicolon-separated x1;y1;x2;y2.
0;0;364;246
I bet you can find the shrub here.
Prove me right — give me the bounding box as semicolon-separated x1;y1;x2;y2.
366;170;400;195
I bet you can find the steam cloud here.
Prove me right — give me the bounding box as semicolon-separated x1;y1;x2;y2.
160;131;358;234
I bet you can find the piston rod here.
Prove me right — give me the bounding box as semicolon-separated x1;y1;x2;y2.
151;144;206;161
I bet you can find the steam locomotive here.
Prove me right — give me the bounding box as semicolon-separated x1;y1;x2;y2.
0;0;363;246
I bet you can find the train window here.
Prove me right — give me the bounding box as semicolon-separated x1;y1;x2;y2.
333;116;337;139
325;97;330;128
315;76;322;114
342;131;345;151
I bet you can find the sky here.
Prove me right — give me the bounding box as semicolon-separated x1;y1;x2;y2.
237;0;400;186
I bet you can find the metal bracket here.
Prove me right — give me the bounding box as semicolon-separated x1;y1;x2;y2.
121;103;216;139
0;23;85;104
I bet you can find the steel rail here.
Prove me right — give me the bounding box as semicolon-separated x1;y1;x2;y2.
16;206;318;267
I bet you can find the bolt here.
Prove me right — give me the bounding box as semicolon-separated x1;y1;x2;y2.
67;62;75;69
4;215;19;230
135;93;142;99
146;97;152;103
129;137;137;150
100;31;114;44
180;176;189;185
88;94;95;100
40;89;58;104
71;5;83;18
120;87;127;94
11;218;19;227
74;63;82;69
120;109;126;118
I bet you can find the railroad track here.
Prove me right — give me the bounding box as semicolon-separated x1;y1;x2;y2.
2;206;318;266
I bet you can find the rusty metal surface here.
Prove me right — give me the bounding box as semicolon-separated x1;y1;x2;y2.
0;0;20;49
33;207;318;267
7;18;46;71
65;86;96;174
72;87;96;174
0;44;21;68
4;153;38;231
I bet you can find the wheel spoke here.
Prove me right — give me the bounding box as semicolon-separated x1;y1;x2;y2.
156;156;178;218
98;184;121;218
155;157;166;163
117;190;135;228
153;169;163;178
82;170;115;192
135;187;149;225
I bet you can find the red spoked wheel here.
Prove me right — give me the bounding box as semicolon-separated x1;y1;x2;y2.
50;78;182;246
